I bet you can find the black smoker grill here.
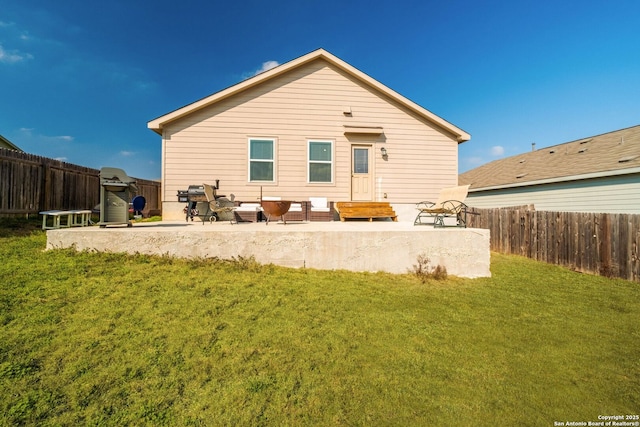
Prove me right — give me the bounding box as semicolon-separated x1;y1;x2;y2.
178;180;233;223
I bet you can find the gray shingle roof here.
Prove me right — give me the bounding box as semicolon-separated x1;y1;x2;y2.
459;125;640;189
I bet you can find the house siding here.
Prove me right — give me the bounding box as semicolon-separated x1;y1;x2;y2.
161;59;459;219
466;174;640;214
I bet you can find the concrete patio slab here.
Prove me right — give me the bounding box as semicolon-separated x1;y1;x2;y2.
45;221;491;278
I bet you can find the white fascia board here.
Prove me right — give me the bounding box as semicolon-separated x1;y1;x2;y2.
147;51;322;134
320;52;470;143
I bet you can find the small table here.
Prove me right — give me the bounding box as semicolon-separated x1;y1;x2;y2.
40;210;93;230
69;210;93;227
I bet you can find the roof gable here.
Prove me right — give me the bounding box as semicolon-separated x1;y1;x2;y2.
460;125;640;190
148;49;470;142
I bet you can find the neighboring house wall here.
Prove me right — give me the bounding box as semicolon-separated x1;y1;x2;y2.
466;172;640;214
0;135;22;151
158;55;464;220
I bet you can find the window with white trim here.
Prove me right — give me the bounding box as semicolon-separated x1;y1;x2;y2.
248;138;275;182
308;140;333;183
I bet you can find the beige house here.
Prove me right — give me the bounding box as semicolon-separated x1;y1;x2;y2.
148;49;470;221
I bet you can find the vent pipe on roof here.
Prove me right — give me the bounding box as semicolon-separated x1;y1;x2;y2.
532;142;536;151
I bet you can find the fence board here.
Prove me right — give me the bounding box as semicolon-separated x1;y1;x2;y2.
468;206;640;283
0;148;160;217
632;224;640;282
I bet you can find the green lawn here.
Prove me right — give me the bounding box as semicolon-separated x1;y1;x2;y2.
1;218;638;426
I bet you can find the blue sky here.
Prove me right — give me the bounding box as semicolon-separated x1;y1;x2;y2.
1;0;639;180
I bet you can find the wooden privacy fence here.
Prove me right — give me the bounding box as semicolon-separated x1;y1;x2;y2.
466;205;640;282
0;148;160;217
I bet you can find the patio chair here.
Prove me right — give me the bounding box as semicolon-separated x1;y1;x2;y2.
286;202;306;222
309;197;333;221
414;184;470;227
202;183;235;223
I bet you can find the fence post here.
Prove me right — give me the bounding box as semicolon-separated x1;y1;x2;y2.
599;214;612;277
39;161;50;212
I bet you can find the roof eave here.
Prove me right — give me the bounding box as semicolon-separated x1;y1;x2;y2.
0;135;22;151
468;166;640;192
147;49;470;142
148;49;332;134
316;51;470;143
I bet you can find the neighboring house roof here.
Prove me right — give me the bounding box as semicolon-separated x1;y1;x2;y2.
460;124;640;191
148;48;470;143
0;135;23;151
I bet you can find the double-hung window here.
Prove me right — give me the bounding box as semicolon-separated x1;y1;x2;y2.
308;140;333;183
248;138;275;182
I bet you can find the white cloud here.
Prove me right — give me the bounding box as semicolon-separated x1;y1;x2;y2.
18;128;73;143
0;22;33;62
242;60;280;79
256;60;279;75
465;156;485;167
120;150;135;157
491;145;505;156
0;44;33;63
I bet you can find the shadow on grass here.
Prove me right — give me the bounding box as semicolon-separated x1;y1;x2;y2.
0;217;44;238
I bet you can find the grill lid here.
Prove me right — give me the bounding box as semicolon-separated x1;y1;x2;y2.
100;167;135;184
100;167;137;191
188;185;205;195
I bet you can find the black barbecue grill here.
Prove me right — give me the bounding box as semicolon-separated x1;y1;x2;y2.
178;180;233;222
187;184;208;203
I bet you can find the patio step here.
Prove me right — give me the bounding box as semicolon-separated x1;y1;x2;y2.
335;202;398;222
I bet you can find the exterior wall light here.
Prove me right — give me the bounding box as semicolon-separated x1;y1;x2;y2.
380;147;388;157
